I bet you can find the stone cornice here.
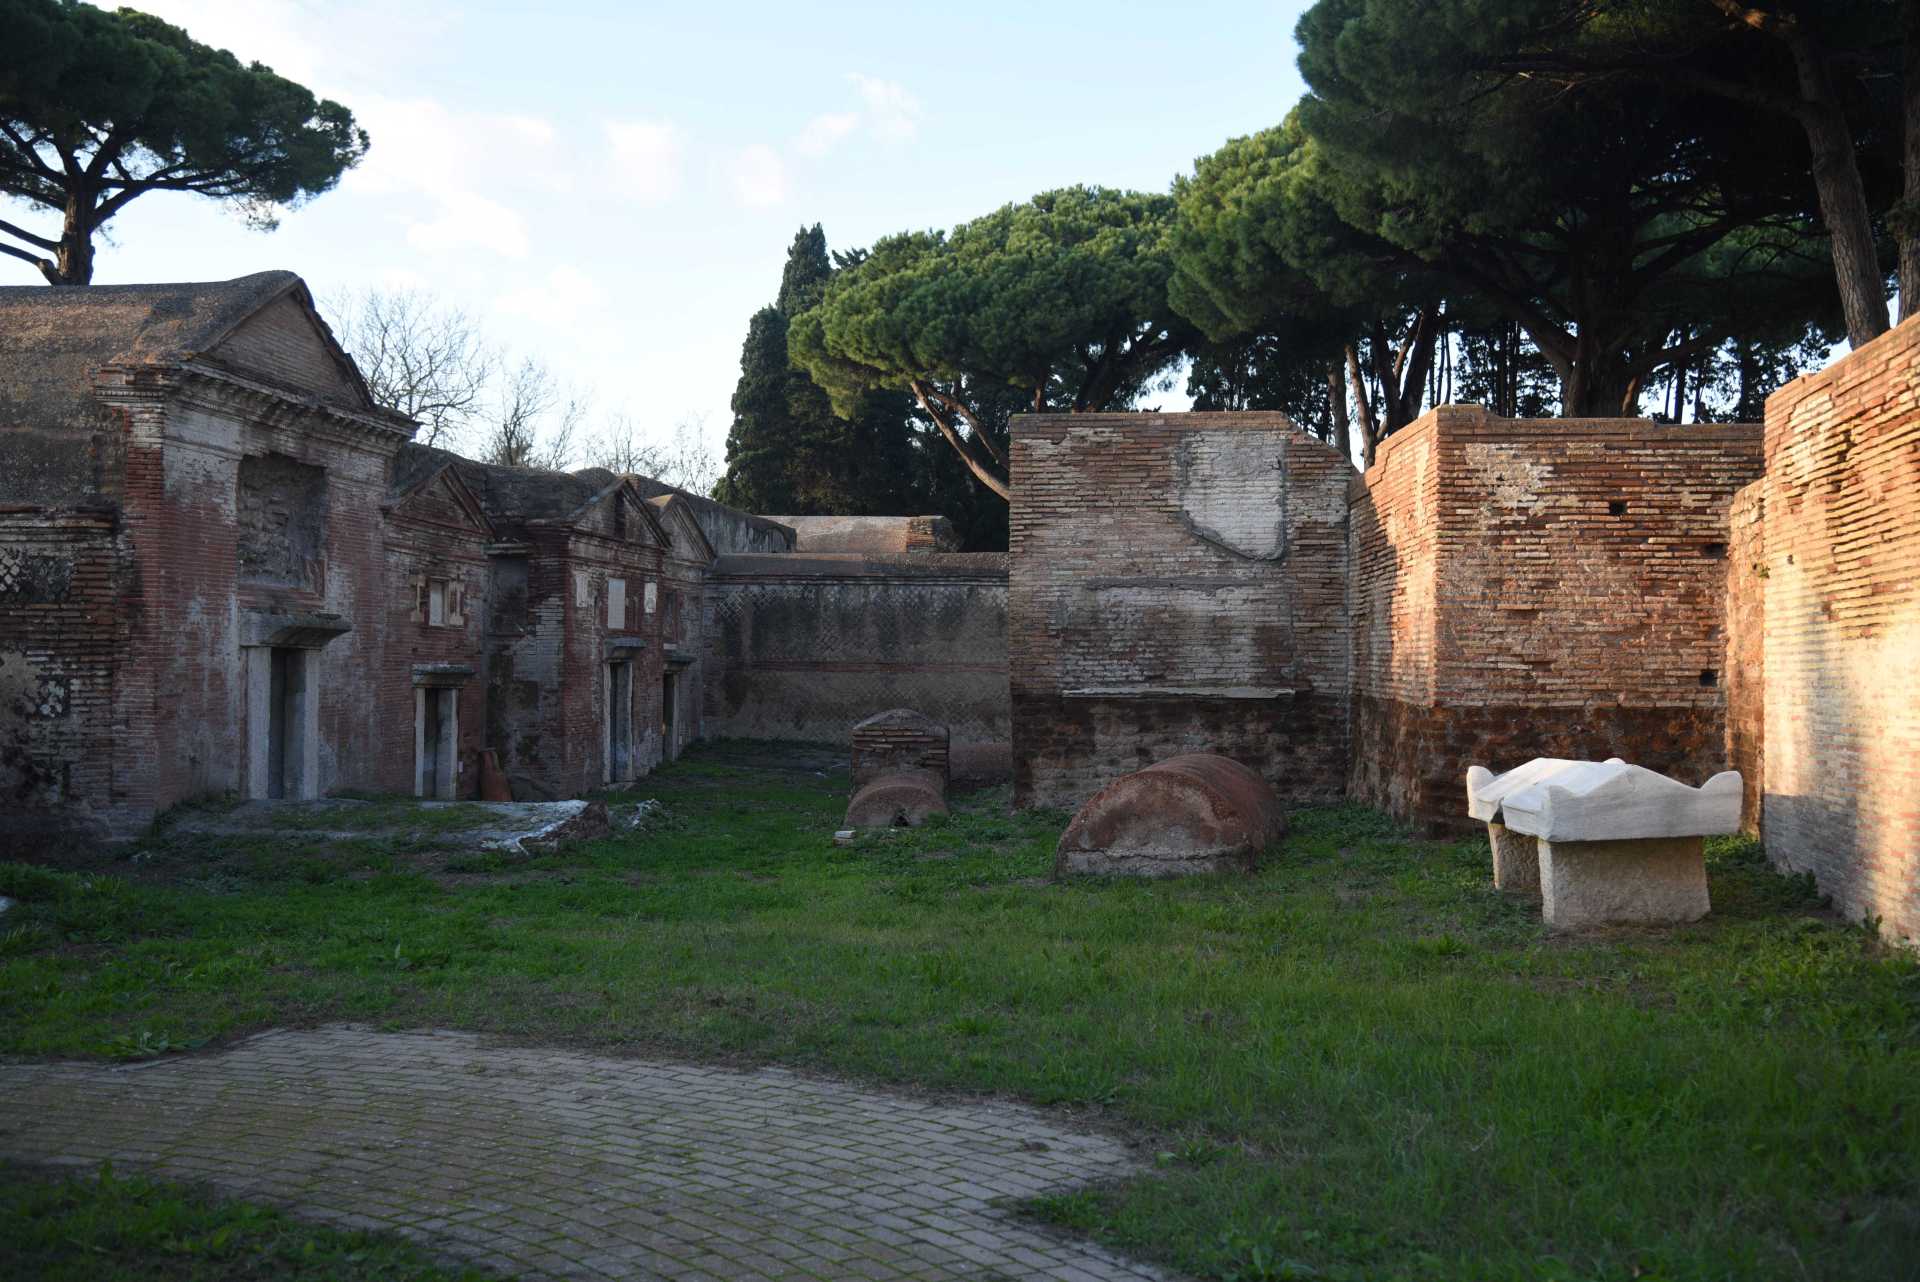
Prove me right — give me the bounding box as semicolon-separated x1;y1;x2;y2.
91;360;417;454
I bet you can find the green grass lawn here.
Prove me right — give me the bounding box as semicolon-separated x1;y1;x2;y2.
2;741;1916;1281
1;1163;491;1281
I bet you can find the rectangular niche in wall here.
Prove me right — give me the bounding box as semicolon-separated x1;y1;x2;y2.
237;454;327;589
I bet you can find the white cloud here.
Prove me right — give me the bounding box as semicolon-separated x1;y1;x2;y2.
125;0;455;99
405;193;530;258
605;120;685;205
794;112;859;159
849;74;922;143
785;76;924;163
494;265;607;329
348;98;569;198
726;145;789;208
337;95;566;260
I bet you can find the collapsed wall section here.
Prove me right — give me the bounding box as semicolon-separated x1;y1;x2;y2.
1349;406;1762;831
1749;318;1920;944
1009;412;1350;811
705;553;1009;744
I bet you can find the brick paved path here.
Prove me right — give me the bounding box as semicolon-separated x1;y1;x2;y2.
0;1026;1173;1281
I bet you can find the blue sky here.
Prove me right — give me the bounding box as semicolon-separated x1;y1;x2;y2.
5;1;1316;462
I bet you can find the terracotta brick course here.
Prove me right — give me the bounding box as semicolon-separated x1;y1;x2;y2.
1739;316;1920;944
1349;407;1761;832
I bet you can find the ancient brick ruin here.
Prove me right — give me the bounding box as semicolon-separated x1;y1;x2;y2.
1728;319;1920;944
705;552;1008;744
0;273;1006;839
1347;407;1763;830
762;515;961;555
1010;412;1350;810
3;270;1914;947
1008;352;1915;945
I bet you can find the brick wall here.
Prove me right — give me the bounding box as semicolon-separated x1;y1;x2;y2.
850;710;951;788
486;520;674;800
129;378;403;815
1349;406;1763;831
203;294;362;404
1725;483;1766;833
380;475;493;798
0;509;127;838
706;553;1009;745
1746;318;1920;944
1009;412;1350;811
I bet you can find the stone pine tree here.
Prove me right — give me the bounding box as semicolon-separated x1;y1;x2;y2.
0;0;368;284
1169;118;1451;464
1293;0;1843;416
714;225;923;516
1460;0;1906;347
787;187;1195;502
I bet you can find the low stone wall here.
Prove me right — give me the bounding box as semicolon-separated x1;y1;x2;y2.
704;553;1009;745
1741;317;1920;945
761;515;959;555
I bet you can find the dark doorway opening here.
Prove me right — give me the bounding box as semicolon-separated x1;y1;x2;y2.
661;670;677;758
267;646;306;799
607;661;634;782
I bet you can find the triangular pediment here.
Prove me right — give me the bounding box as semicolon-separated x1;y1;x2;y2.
394;465;494;538
570;479;670;547
204;289;379;413
649;494;717;563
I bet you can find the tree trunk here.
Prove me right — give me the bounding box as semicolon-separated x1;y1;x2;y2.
1389;306;1441;430
1345;344;1379;467
1561;329;1639;417
1789;36;1890;346
1500;323;1519;418
53;194;95;286
1327;363;1352;467
1736;340;1760;421
1903;0;1920;321
908;380;1011;502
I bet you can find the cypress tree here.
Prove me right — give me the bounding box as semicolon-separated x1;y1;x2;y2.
715;225;921;517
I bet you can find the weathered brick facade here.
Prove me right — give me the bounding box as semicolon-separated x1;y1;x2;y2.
1733;317;1920;944
1348;407;1762;831
23;263;1911;954
0;273;1014;841
0;277;419;836
0;508;125;836
1009;412;1351;811
705;553;1009;745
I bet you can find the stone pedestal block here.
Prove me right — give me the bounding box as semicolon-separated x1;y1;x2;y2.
1487;822;1540;899
1538;836;1709;929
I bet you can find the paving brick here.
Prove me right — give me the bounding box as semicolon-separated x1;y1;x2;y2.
0;1026;1173;1281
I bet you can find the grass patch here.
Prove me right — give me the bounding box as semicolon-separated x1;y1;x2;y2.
0;1163;491;1280
3;743;1916;1280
